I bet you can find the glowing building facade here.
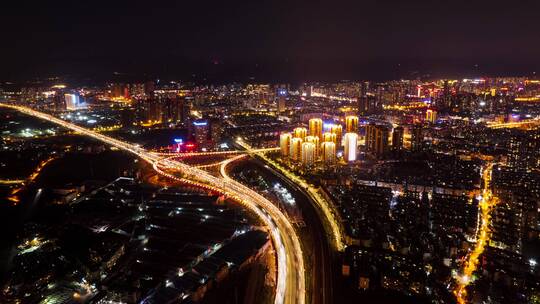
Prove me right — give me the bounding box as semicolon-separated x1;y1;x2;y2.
308;118;323;139
193;119;210;149
392;126;404;152
343;132;358;162
321;142;336;165
305;135;320;158
301;142;316;167
322;132;337;144
366;124;389;158
426;109;437;124
277;88;287;113
293;127;307;140
290;137;303;161
345;115;359;133
65;93;85;110
280;132;292;157
330;124;343;146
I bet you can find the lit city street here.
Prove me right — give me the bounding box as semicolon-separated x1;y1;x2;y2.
454;163;498;304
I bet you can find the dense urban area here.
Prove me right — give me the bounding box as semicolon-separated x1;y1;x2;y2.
1;76;540;304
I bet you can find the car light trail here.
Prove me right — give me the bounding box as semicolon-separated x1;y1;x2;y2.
194;159;237;169
7;156;57;205
0;179;25;185
454;162;497;304
0;103;305;304
154;147;279;157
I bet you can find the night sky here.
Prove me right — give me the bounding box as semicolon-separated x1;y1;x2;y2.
2;0;540;82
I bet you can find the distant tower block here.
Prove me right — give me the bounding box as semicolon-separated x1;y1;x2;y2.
345;115;359;133
365;124;389;158
425;109;437;124
277;88;287;113
293;127;307;140
193;119;210;150
392;126;404;152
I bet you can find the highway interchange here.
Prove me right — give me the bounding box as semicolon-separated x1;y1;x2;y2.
0;103;305;304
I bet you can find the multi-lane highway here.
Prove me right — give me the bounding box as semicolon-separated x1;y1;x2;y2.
153;147;279;157
222;156;336;304
487;118;540;129
0;103;305;304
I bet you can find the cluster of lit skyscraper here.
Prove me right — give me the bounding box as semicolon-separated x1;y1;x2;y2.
279;116;361;167
278;107;441;168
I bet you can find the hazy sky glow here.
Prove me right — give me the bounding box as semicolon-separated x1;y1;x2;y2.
2;0;540;82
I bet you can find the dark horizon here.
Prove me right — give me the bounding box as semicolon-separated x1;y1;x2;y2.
2;1;540;83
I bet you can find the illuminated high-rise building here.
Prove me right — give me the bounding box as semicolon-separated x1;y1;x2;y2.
322;132;337;144
301;142;316;167
392;126;404;152
507;130;540;171
293;127;307;140
365;124;389;158
321;142;336;165
277;88;287;113
65;93;85;110
193;119;209;150
366;124;375;152
110;83;130;99
161;96;187;124
280;132;292;157
358;82;369;116
375;84;384;107
343;132;358;162
376;125;390;157
425;109;437;124
309;118;323;139
330;124;343;146
129;83;146;98
278;98;286;113
209;119;223;147
411;125;424;152
345;115;359;133
290;137;303;161
65;93;78;110
138;97;162;124
305;135;320;159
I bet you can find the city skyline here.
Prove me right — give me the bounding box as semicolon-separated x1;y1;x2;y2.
2;76;540;304
2;2;540;304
